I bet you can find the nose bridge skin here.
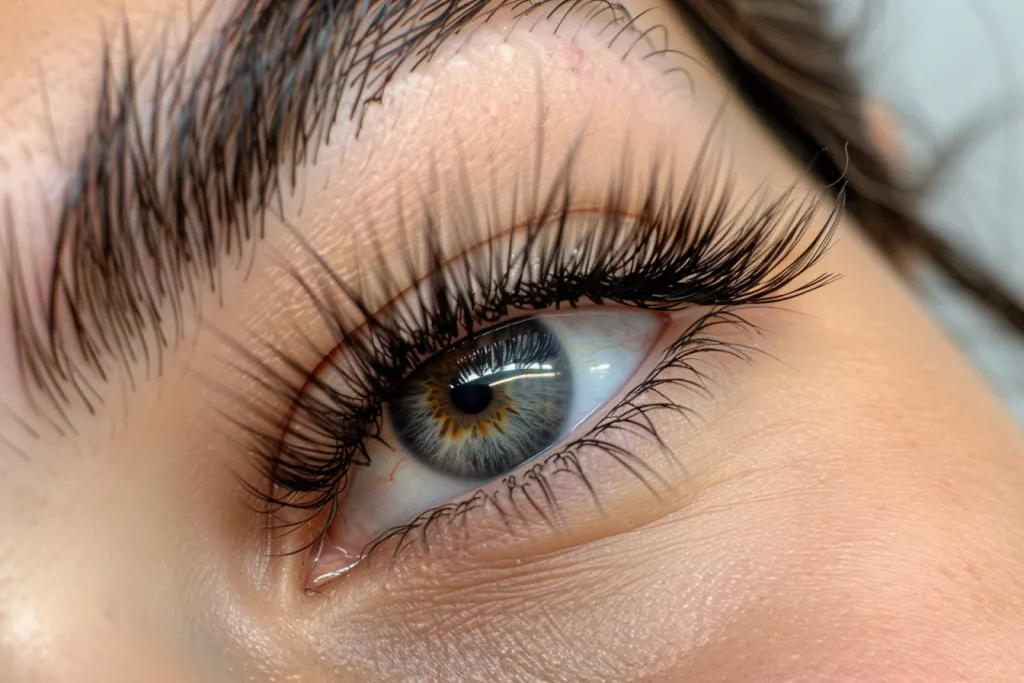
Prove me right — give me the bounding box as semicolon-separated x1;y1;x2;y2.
0;537;252;683
0;523;160;681
0;575;185;682
2;617;202;683
0;457;226;683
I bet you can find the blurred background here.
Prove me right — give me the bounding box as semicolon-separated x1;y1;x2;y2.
832;0;1024;419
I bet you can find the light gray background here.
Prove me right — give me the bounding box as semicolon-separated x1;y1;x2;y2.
831;0;1024;419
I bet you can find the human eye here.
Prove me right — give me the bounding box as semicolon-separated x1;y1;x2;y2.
314;309;666;575
236;146;839;586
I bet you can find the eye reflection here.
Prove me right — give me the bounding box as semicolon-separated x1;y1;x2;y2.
314;310;665;581
391;319;573;479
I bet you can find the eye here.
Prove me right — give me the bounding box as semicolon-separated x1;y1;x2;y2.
392;317;576;480
314;309;666;578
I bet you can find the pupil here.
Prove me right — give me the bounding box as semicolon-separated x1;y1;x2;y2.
449;382;493;415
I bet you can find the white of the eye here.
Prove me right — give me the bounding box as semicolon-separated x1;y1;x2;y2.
318;309;665;577
539;311;665;434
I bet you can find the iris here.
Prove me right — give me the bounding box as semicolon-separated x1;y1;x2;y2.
391;319;573;479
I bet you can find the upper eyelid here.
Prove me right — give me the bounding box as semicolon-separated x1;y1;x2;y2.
245;139;838;514
5;0;658;430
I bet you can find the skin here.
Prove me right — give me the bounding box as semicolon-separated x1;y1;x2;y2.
1;0;1023;681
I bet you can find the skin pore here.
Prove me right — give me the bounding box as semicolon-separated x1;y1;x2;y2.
1;0;1023;681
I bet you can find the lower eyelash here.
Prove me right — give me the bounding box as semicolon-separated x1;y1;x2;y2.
223;139;840;557
360;306;762;564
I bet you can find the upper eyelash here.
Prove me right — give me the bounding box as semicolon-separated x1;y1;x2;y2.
225;141;841;548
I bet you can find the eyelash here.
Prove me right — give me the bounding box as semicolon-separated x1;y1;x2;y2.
230;142;840;556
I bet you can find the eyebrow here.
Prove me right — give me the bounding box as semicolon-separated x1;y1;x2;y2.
9;0;638;425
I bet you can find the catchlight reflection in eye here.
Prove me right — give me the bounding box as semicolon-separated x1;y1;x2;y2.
314;310;666;580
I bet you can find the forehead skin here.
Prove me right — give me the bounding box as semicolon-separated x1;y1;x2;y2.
2;0;1024;682
0;1;171;198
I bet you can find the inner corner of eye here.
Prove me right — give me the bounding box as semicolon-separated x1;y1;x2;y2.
310;308;666;580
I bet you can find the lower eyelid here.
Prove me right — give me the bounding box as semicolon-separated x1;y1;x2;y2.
306;307;738;586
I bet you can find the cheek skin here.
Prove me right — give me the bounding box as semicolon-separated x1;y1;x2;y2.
293;225;1024;682
671;235;1024;682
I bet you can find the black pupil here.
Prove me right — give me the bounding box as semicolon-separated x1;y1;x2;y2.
449;382;493;415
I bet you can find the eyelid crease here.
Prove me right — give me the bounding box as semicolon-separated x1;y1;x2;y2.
300;205;629;381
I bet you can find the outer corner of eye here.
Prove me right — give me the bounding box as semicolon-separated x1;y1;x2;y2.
307;308;668;585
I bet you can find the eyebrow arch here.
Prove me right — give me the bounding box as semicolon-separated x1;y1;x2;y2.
8;0;640;425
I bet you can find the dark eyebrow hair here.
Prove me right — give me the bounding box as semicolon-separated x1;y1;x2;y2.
8;0;636;428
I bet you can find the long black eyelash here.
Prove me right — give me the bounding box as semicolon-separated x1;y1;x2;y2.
229;141;840;551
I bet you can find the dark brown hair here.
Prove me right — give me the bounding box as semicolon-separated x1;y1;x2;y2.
679;0;1024;333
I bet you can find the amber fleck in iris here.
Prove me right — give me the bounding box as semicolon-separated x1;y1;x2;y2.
390;319;572;479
